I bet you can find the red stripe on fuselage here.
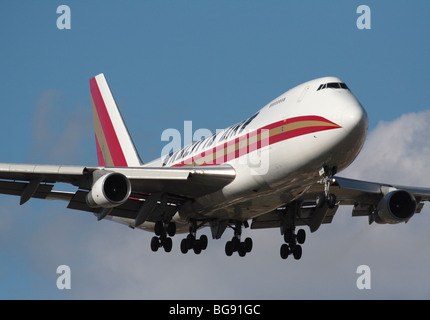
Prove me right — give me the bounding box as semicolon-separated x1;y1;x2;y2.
172;116;341;167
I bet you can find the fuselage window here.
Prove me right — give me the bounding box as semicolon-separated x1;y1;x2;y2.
238;112;259;135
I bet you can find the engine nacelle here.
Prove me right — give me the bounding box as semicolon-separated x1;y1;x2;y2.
86;171;131;208
374;190;417;224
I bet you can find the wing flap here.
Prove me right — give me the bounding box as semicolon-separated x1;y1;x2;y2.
0;180;54;199
251;204;337;232
67;190;180;222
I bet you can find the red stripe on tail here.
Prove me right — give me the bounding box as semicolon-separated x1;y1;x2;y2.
90;77;128;167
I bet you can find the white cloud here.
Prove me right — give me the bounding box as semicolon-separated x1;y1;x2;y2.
29;90;92;165
341;110;430;186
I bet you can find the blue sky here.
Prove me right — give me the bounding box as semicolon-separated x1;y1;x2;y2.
0;1;430;299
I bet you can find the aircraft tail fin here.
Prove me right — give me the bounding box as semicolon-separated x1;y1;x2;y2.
89;73;143;167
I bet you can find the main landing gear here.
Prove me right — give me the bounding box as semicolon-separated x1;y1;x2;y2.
180;220;208;255
225;222;253;257
280;228;305;260
150;221;176;253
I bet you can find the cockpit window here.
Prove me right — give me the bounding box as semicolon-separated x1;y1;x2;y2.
317;82;349;91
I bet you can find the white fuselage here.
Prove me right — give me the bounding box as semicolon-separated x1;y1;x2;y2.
117;77;368;232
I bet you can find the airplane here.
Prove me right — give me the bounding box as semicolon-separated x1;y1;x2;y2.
1;73;429;260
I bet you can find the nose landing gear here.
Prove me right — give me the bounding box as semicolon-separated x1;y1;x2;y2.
316;166;337;209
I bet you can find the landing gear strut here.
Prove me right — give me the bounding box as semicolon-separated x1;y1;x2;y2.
225;221;253;257
280;228;306;260
316;166;337;209
150;220;176;253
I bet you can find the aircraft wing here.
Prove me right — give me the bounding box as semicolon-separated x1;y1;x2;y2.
0;163;236;223
251;176;430;233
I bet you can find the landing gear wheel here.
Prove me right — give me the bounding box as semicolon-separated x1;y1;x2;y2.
186;233;195;249
296;229;306;244
280;244;289;260
315;193;326;208
193;245;202;255
244;237;253;253
199;235;208;250
167;222;176;237
151;236;160;252
225;241;233;256
180;238;188;254
238;244;247;257
292;245;302;260
315;193;336;209
231;237;240;252
163;237;173;252
154;221;164;236
327;193;337;209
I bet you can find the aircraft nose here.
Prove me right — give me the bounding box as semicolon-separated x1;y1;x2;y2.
342;100;368;136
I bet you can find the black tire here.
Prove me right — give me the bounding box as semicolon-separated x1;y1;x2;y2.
193;243;202;254
150;236;160;252
280;244;289;259
180;238;188;254
199;235;208;250
167;222;176;237
163;237;173;252
231;237;240;252
238;244;247;257
293;245;302;260
327;193;337;209
297;229;306;244
315;193;326;208
284;232;294;244
154;221;164;236
186;234;195;249
225;241;233;256
244;237;253;253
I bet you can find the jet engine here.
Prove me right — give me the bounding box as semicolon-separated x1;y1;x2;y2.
86;171;131;208
374;190;417;224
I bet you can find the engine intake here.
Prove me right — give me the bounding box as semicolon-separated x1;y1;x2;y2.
86;171;131;208
375;190;417;224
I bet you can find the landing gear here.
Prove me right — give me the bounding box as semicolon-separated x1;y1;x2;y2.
316;166;337;209
180;234;208;254
316;192;337;209
224;221;253;257
180;220;209;255
150;221;176;253
280;228;305;260
225;237;253;257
